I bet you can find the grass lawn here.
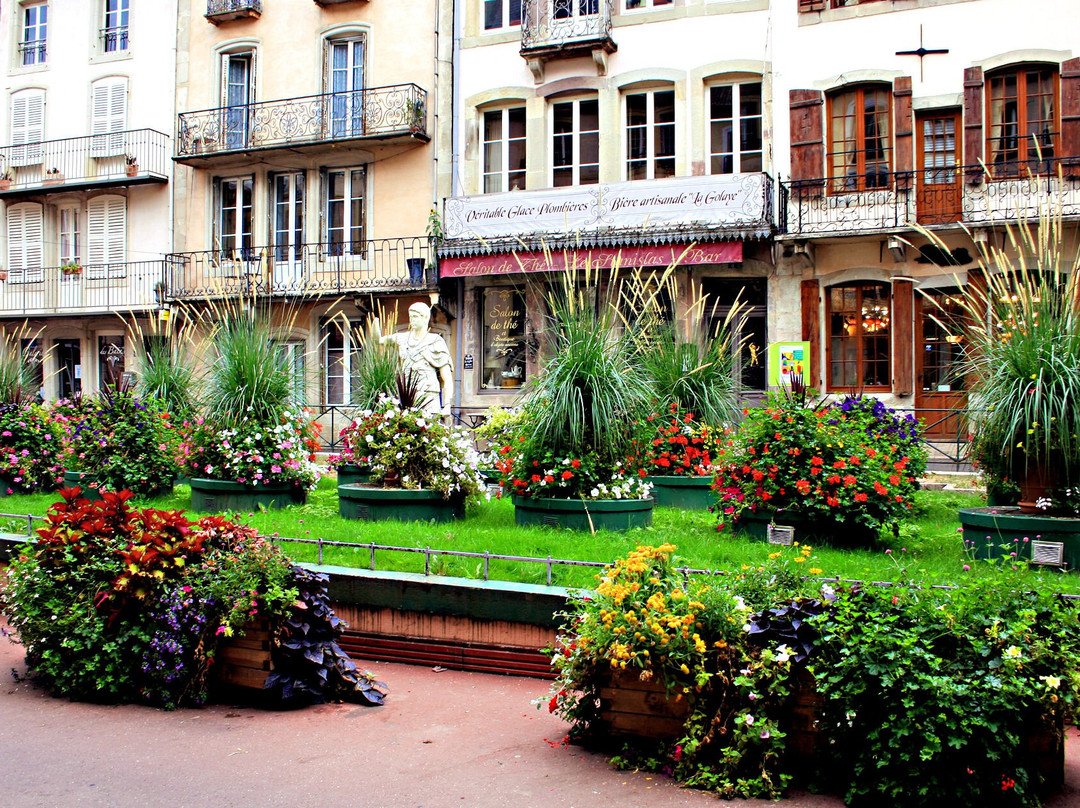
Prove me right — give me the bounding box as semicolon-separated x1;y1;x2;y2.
3;478;1077;594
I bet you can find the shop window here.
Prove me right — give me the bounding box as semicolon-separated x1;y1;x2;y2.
480;288;527;390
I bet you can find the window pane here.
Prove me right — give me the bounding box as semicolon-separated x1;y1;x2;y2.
484;0;502;29
481;288;527;390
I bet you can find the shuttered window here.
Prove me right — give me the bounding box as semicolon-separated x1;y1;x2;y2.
6;203;44;283
86;195;126;279
10;89;45;166
91;78;127;156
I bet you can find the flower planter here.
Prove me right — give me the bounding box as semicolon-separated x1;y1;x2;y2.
339;484;464;523
61;470;107;501
647;475;716;510
336;464;371;488
513;495;653;532
190;477;306;512
959;506;1080;569
735;510;875;546
598;669;690;740
214;618;274;692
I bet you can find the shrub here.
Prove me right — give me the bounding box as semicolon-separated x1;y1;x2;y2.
714;393;927;540
634;403;723;477
0;402;62;492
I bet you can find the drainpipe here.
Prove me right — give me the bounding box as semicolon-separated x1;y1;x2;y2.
451;0;465;415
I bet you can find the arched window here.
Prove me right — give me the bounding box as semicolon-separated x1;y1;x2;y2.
827;84;892;192
827;282;891;390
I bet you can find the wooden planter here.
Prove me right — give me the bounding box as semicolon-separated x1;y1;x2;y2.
339;484;465;523
215;619;273;691
597;669;690;740
513;495;653;532
190;477;306;512
647;475;716;510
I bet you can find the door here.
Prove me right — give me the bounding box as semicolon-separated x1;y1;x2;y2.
328;39;365;138
55;338;81;400
915;110;962;225
915;289;967;439
222;53;252;149
270;172;305;289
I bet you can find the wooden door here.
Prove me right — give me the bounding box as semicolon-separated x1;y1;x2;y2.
915;111;962;224
915;290;967;439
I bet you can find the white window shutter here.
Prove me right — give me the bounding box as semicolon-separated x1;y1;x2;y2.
7;204;43;282
91;79;126;157
10;90;44;166
87;196;126;277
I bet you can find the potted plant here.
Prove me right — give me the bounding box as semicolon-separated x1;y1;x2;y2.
125;153;139;177
0;168;13;191
337;372;485;523
714;382;927;545
43;167;63;185
60;262;83;277
635;403;723;509
507;262;655;532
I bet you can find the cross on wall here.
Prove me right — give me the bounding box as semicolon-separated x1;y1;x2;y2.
895;25;949;81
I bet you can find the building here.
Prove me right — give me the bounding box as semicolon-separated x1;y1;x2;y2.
170;0;452;428
774;0;1080;444
439;0;777;419
0;0;176;399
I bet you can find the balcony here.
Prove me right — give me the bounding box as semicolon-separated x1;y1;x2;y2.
0;261;165;317
206;0;261;24
441;173;774;257
166;238;435;301
520;0;616;81
780;159;1080;237
0;129;170;198
175;85;428;166
314;0;367;5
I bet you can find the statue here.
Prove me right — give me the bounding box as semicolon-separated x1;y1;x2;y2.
373;302;453;416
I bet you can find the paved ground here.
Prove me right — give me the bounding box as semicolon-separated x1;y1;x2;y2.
2;628;1078;808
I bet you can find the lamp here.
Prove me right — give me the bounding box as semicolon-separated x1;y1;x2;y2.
886;236;907;263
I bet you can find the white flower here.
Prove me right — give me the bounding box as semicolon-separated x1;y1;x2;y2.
733;595;749;612
1004;646;1022;659
776;644;791;664
744;714;755;726
1041;675;1061;689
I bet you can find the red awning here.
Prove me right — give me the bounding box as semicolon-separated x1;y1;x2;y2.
439;242;743;278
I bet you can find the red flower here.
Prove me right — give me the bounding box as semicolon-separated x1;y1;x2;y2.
561;470;573;480
873;481;888;495
842;474;857;486
810;456;824;466
854;492;868;502
570;459;581;468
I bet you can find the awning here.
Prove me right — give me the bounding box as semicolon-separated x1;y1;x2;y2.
439;242;743;278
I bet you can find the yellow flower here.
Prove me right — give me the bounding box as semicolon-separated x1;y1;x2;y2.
809;567;823;574
680;664;690;674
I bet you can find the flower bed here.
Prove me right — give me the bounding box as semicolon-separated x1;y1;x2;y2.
0;402;62;494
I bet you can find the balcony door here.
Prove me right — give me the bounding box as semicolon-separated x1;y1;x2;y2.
328;39;365;138
915;110;962;225
271;172;305;290
221;53;253;149
550;0;600;42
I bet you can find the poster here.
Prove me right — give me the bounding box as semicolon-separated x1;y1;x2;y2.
767;342;810;388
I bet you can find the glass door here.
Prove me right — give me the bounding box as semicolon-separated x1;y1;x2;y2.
329;40;365;138
271;172;305;290
222;53;252;149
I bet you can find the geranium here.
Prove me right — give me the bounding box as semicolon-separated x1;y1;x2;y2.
714;393;927;538
356;395;485;500
635;403;721;477
507;448;651;500
0;401;62;493
328;408;387;471
177;407;322;490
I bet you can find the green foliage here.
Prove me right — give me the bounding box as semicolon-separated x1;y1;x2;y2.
0;402;62;492
0;333;38;405
137;338;200;421
813;570;1080;807
715;394;928;540
54;388;179;496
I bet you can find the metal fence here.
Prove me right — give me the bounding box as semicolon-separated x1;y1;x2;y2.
521;0;613;50
0;259;166;316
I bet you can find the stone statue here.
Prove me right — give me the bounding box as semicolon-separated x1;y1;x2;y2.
373;302;452;416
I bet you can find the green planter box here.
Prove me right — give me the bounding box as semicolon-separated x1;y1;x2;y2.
960;507;1080;568
61;470;107;501
513;495;653;532
735;510;875;546
647;475;716;510
190;477;306;512
339;484;464;523
336;464;371;488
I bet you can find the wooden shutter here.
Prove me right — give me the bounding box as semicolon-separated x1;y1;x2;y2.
10;89;44;166
1061;58;1080;177
891;280;913;396
893;77;913;175
963;67;984;184
87;195;126;278
91;79;127;156
800;279;821;390
798;0;826;10
6;203;43;283
790;90;825;195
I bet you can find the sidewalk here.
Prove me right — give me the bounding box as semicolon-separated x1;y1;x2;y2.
0;629;1076;808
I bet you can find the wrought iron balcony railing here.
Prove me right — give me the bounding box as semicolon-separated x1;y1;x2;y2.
18;39;47;66
521;0;614;52
779;158;1080;236
0;260;166;317
100;25;129;52
0;129;170;197
166;237;435;300
206;0;262;23
175;84;428;161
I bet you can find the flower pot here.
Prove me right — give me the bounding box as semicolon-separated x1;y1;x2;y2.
61;470;107;502
1018;463;1056;514
959;506;1080;569
125;164;138;177
336;463;371;488
597;668;690;740
646;475;716;510
190;477;306;512
513;495;653;532
338;483;464;523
